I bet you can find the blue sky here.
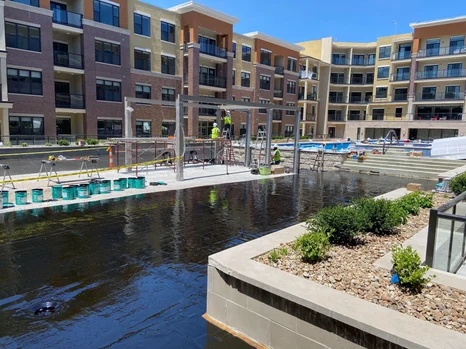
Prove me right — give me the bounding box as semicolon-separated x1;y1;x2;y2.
145;0;464;43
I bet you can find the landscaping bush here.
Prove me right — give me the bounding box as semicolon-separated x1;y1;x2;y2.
307;205;363;244
391;245;432;292
86;138;99;145
294;231;330;263
450;172;466;196
355;198;407;235
268;247;287;263
57;139;70;146
396;192;434;216
44;142;52;147
4;142;11;147
20;142;28;147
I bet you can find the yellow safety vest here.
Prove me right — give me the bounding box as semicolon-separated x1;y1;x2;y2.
273;149;281;161
224;116;232;125
211;127;220;139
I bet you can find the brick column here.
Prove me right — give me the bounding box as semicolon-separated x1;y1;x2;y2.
186;43;200;137
407;53;418;121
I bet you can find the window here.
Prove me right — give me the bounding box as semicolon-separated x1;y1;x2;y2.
395;67;410;80
260;49;271;65
377;66;389;79
450;36;465;54
241;72;250;87
379;46;391;59
287;58;297;72
394;88;408;101
135;84;151;99
162;88;175;102
241;97;250;103
97;119;122;138
161;55;175;75
375;87;388;98
7;68;42;95
11;0;39;7
284;125;294;138
366;73;374;84
286;103;295;116
95;40;120;65
367;54;376;65
331;53;346;65
9;116;43;136
134;13;150;37
329;91;344;103
5;22;40;52
242;45;251;62
445;85;461;99
96;79;121;102
328;110;343;121
447;63;462;77
287;80;296;94
232;42;236;59
372;109;385;121
94;0;119;27
134;49;150;71
424;65;438;79
421;86;436;100
426;39;440;56
352;55;365;65
259;99;268;114
330;72;345;84
395;107;403;118
232;70;236;85
161;21;175;43
136;120;151;137
260;75;271;90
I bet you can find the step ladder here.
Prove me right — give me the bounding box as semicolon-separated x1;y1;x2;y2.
311;148;325;171
250;129;267;168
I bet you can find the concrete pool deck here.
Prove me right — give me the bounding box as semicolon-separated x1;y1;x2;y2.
0;164;292;214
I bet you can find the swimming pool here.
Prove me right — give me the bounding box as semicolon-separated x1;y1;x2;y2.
279;142;352;151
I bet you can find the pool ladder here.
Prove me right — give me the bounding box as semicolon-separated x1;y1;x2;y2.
311;148;325;172
250;130;266;168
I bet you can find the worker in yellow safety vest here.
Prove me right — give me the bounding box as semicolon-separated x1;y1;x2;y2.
272;146;281;165
211;123;220;139
223;110;232;139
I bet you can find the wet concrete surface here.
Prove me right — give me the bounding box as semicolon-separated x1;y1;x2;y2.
0;172;434;348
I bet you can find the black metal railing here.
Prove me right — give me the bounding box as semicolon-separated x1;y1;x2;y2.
392;51;412;60
199;73;227;88
272;110;282;120
199;107;217;116
331;58;350;65
199;43;227;58
415;92;465;101
416;69;466;80
298;93;318;101
53;51;84;69
328;114;345;122
302;113;316;121
348;114;366;121
274;65;284;75
390;72;410;81
369;94;408;102
274;89;283;98
351;58;375;66
418;46;466;58
299;70;319;80
414;113;463;121
330;76;348;84
55;93;85;109
328;96;347;103
52;8;83;28
348;96;368;104
350;77;373;85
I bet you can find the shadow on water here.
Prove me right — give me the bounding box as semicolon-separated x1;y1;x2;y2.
0;172;434;348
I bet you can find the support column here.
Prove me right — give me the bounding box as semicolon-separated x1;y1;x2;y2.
186;43;200;137
216;109;221;129
293;110;301;173
175;96;184;181
407;53;418;121
0;57;7;101
265;109;273;165
1;108;9;142
245;111;251;167
225;53;234;100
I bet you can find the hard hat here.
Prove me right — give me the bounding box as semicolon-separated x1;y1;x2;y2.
213;123;217;127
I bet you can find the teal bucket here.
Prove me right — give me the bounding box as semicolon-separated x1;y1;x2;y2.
128;177;137;188
2;191;8;207
62;186;75;201
100;180;111;194
69;185;78;198
15;191;28;205
135;177;146;189
52;185;62;201
119;178;128;190
31;188;43;203
77;184;89;199
89;181;100;195
113;179;122;191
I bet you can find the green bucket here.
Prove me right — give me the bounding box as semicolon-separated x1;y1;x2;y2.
127;177;137;188
77;184;89;199
15;191;28;205
2;191;8;207
62;186;75;201
69;185;78;198
89;181;100;195
119;178;128;190
100;180;111;194
259;166;271;176
52;185;62;201
113;179;123;191
31;188;43;203
135;177;146;189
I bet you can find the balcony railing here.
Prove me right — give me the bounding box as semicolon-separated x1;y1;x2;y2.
415;69;466;80
328;96;347;103
274;65;284;75
370;94;408;103
53;51;84;69
348;96;368;104
350;77;373;85
274;89;283;98
331;58;351;65
199;73;227;88
302;113;316;121
299;70;319;80
351;58;376;66
272;110;282;120
199;107;217;116
199;43;227;58
392;51;412;60
414;113;463;121
390;72;410;81
348;114;366;121
52;8;83;28
330;76;348;84
418;46;466;58
415;92;465;101
298;93;318;101
55;93;85;109
328;114;346;122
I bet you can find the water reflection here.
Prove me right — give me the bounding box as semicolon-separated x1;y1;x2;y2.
0;172;433;348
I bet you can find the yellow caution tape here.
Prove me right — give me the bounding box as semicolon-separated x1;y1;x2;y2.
0;147;108;157
0;156;184;184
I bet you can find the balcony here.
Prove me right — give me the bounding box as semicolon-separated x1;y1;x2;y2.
199;73;227;88
390;72;410;81
298;93;318;101
415;69;466;80
328;96;347;103
53;51;84;70
370;94;408;103
301;113;316;121
272;110;282;120
348;114;366;121
415;92;465;102
274;65;284;75
351;58;376;66
331;58;350;65
274;89;283;98
52;8;83;28
328;114;345;122
392;51;412;60
199;43;227;59
299;70;319;80
199;107;217;116
350;77;373;85
55;93;85;109
418;46;466;58
330;76;348;84
348;96;369;104
414;113;463;121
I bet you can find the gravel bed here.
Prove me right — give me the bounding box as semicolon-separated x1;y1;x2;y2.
255;194;466;334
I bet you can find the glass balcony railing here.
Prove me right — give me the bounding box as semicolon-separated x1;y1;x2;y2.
328;96;347;103
52;8;83;28
390;72;410;81
415;69;466;80
350;77;373;85
299;70;319;80
199;73;227;88
274;65;284;75
328;114;346;122
418;46;466;58
392;51;412;60
331;58;351;65
348;96;368;104
415;92;464;101
330;76;348;84
55;93;85;109
273;89;283;98
53;51;84;69
298;93;318;101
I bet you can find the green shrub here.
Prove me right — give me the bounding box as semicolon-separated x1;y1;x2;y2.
278;246;288;256
57;139;70;146
268;249;280;263
44;142;52;147
20;142;28;147
86;138;99;145
307;205;363;244
355;198;407;235
450;173;466;196
294;231;330;263
391;245;432;292
418;192;434;209
4;142;11;147
397;191;434;216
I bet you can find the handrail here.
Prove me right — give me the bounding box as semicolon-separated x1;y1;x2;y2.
382;129;400;154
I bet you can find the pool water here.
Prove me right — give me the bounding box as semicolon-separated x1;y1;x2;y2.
0;173;433;348
280;142;352;151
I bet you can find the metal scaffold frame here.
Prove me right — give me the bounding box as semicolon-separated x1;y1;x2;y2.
124;95;301;181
